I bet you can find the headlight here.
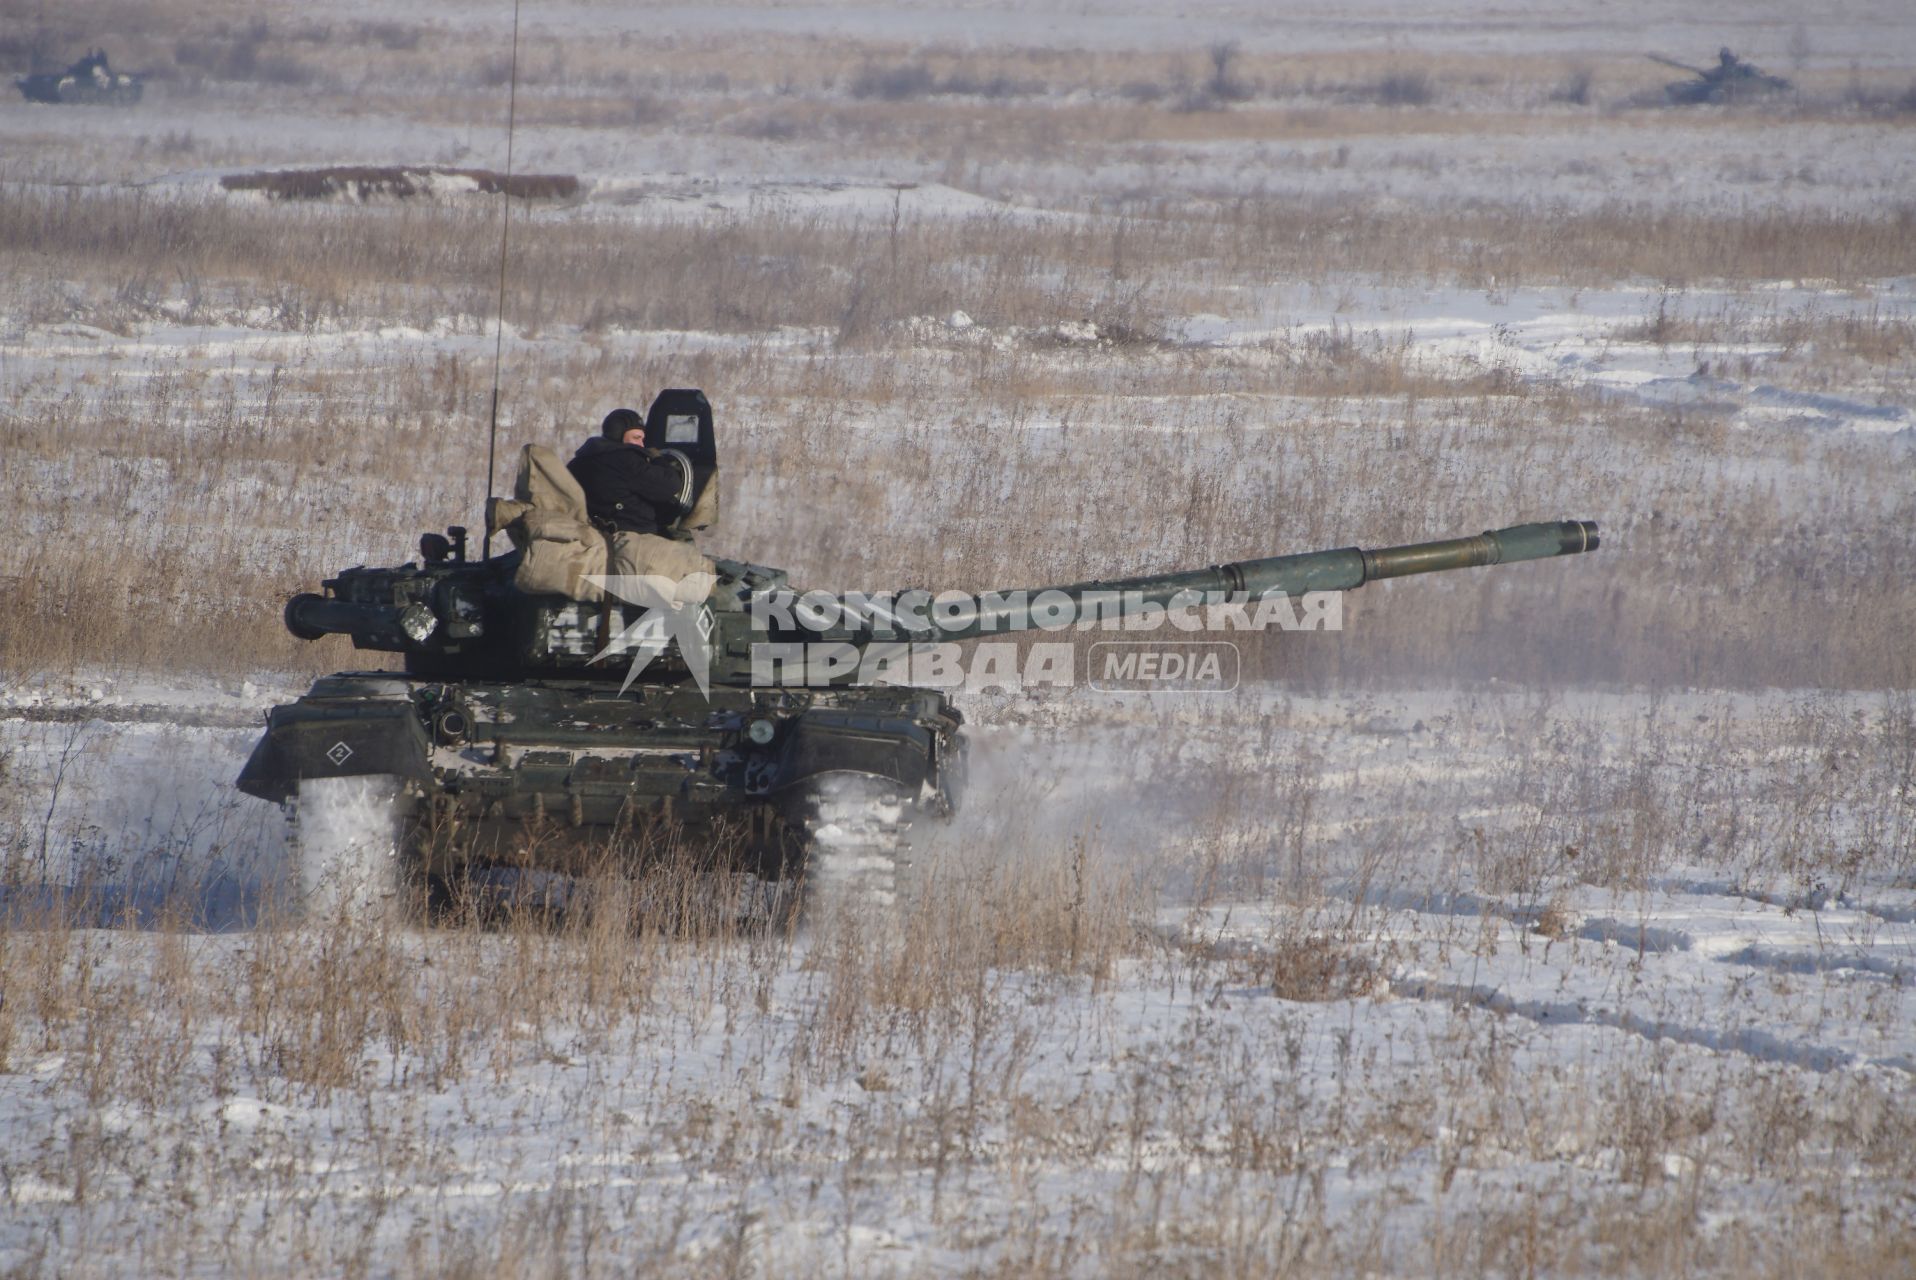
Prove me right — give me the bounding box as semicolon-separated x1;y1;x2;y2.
399;603;439;644
434;708;469;744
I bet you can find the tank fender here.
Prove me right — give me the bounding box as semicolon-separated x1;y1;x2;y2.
770;707;937;795
235;695;434;804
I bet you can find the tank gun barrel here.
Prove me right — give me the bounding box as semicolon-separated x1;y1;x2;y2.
1344;518;1599;584
919;520;1599;640
1646;53;1709;75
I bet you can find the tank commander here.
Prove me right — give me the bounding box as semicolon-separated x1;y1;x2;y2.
568;407;692;538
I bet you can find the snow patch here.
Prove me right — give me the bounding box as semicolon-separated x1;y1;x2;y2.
293;775;403;919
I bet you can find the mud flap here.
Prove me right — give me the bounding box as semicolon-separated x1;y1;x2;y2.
773;708;937;795
236;698;433;804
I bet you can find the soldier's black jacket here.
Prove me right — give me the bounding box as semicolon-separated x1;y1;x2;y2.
567;437;690;535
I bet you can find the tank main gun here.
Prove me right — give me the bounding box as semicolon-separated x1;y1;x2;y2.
915;520;1598;642
1646;53;1711;76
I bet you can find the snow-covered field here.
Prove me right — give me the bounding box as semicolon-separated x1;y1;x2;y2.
3;0;1915;1274
1;685;1912;1274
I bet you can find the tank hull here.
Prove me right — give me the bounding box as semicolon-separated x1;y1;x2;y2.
16;71;143;106
237;672;964;884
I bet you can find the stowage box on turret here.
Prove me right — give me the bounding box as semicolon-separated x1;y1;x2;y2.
237;389;1601;901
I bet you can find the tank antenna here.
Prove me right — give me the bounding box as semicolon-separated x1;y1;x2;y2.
482;0;523;559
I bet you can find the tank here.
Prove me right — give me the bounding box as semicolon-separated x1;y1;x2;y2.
1648;48;1790;105
16;49;144;106
237;391;1601;902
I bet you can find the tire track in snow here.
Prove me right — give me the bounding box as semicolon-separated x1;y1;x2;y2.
1386;974;1916;1076
1350;886;1913;977
1649;875;1916;926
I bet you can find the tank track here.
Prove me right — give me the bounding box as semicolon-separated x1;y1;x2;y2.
288;771;932;927
799;775;923;915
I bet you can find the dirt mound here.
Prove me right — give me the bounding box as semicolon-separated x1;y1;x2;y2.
220;165;579;201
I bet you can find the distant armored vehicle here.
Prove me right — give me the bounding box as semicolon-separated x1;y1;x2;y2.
1649;48;1790;105
16;49;144;106
236;389;1602;906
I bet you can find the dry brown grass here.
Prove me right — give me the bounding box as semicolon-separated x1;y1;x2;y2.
0;163;1909;688
6;187;1912;332
1;295;1911;689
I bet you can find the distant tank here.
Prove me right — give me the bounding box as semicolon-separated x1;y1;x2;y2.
16;49;144;106
236;389;1601;906
1649;48;1790;105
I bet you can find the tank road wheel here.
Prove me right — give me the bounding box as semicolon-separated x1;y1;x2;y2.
799;774;920;925
291;774;411;923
